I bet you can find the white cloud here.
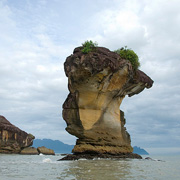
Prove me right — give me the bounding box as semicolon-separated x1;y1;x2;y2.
0;1;72;143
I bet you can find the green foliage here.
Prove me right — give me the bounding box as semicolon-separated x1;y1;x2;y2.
114;46;140;70
81;40;98;54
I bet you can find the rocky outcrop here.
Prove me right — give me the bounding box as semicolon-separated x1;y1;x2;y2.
0;115;35;153
20;147;39;155
37;146;55;155
59;152;142;160
62;46;153;157
20;146;55;155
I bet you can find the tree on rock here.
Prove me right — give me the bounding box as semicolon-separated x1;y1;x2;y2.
114;46;140;71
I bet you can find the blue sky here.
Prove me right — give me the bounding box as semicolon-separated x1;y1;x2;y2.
0;0;180;152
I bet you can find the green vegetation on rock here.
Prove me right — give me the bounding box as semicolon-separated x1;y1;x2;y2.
81;40;98;54
114;46;140;70
81;41;140;70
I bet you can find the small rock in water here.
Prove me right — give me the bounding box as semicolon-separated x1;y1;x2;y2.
37;146;55;155
145;157;165;162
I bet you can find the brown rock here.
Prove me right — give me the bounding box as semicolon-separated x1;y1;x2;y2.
62;46;153;155
37;146;55;155
20;147;39;155
0;115;35;153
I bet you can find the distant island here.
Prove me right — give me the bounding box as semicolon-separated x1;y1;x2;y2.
133;146;149;155
32;139;149;155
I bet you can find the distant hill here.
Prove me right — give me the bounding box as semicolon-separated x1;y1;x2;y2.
32;139;74;153
32;139;149;155
133;146;149;155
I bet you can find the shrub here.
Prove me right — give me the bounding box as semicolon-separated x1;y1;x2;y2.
114;46;140;70
81;40;98;54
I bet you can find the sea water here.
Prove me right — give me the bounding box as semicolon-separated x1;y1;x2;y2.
0;154;180;180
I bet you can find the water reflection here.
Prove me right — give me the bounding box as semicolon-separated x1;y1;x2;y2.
60;159;133;180
1;154;179;179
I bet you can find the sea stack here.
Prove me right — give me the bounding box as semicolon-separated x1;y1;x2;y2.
62;46;153;158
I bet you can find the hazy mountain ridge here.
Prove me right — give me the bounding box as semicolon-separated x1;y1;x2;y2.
32;139;74;153
133;146;149;155
33;139;149;155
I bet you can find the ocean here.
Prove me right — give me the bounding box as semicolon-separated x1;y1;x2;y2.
0;154;180;180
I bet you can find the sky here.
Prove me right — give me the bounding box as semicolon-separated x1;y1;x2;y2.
0;0;180;153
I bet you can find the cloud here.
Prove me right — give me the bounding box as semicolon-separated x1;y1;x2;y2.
0;1;73;143
85;0;180;148
146;147;180;155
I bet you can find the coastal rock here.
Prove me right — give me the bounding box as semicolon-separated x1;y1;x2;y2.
0;115;35;153
59;152;142;161
62;46;153;155
20;147;39;155
145;157;164;162
37;146;55;155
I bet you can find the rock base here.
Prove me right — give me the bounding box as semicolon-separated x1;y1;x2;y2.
59;153;142;161
72;143;133;154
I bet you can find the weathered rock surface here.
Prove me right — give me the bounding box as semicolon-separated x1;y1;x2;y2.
20;147;39;155
62;46;153;156
37;146;55;155
0;115;35;153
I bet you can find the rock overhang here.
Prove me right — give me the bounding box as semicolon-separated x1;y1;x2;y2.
64;46;153;97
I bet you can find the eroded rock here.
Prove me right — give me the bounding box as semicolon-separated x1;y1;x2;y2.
0;115;35;153
37;146;55;155
20;147;39;155
62;46;153;156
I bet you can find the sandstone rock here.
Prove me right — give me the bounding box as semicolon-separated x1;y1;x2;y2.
0;115;35;153
37;146;55;155
20;147;39;155
63;46;153;155
0;116;35;153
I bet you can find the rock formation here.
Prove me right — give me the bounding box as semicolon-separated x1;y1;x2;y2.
0;115;35;153
37;146;55;155
20;147;39;155
62;46;153;157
